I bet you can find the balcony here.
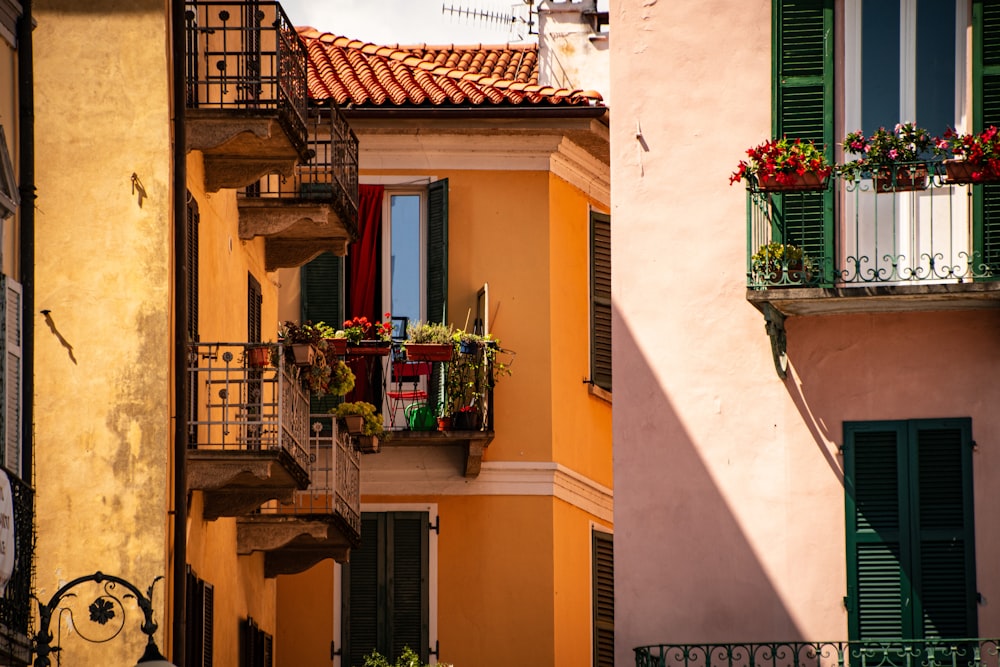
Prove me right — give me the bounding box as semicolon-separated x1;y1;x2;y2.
239;104;360;270
184;1;312;191
187;342;311;519
636;640;1000;667
745;162;1000;376
237;417;361;577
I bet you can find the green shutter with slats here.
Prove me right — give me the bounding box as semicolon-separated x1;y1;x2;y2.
772;0;834;281
344;512;429;666
592;530;614;667
844;419;976;642
187;193;200;341
590;212;612;393
301;253;344;415
973;0;1000;275
426;180;448;325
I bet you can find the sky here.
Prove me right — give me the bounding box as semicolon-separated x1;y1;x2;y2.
278;0;537;45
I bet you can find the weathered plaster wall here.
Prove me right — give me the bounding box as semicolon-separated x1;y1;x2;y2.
32;1;172;660
612;0;1000;664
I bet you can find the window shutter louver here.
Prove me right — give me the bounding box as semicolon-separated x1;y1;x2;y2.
426;180;448;325
0;276;21;478
973;0;1000;274
187;194;200;340
389;513;429;663
248;275;262;344
345;514;382;667
186;568;214;667
592;530;615;667
203;582;214;667
590;212;612;393
845;420;976;643
773;0;834;281
302;253;344;415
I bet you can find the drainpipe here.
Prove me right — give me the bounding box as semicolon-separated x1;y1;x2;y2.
170;0;188;662
18;0;34;485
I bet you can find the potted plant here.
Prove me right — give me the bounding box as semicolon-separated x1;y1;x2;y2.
840;122;940;191
751;242;813;285
325;359;356;397
244;343;272;368
445;338;513;431
730;137;833;192
404;321;455;361
331;401;385;453
278;320;323;366
343;313;394;356
937;126;1000;184
452;330;499;355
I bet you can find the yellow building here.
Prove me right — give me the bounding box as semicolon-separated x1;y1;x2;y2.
273;32;613;667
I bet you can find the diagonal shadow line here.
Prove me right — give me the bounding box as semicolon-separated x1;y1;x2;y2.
41;310;77;365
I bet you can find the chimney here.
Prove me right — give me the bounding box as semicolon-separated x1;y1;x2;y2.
537;0;610;107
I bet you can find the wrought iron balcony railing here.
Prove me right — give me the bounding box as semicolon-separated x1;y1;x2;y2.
184;0;309;154
243;103;360;229
636;640;1000;667
187;342;310;474
256;416;361;537
0;471;33;663
747;161;1000;289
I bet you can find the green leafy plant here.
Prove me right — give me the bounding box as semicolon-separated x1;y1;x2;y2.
839;122;941;180
325;359;355;396
751;242;813;282
730;137;832;187
278;320;324;346
331;401;385;437
445;337;512;418
362;646;451;667
405;321;454;345
937;125;1000;180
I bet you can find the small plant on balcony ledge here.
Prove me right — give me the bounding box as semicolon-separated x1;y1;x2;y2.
332;401;385;453
751;242;814;285
343;313;393;344
937;125;1000;183
730;137;832;192
363;647;451;667
404;321;455;361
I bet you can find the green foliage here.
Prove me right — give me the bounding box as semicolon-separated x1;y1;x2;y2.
751;242;813;281
839;122;943;180
325;359;355;397
362;647;450;667
331;401;385;437
405;321;454;345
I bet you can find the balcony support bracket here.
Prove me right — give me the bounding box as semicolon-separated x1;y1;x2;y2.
762;302;787;379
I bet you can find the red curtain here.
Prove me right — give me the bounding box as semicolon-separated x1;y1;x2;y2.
349;184;384;319
346;184;384;404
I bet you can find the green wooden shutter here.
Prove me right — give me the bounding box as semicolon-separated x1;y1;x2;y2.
845;422;908;641
187;193;200;341
0;276;20;478
302;253;344;415
344;512;429;666
592;530;614;667
973;0;1000;275
248;274;262;344
845;419;976;642
590;212;612;393
912;421;977;639
426;180;448;325
772;0;834;281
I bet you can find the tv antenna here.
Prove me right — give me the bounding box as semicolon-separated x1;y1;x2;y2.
441;1;537;40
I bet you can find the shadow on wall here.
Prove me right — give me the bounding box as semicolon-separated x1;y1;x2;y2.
613;305;802;665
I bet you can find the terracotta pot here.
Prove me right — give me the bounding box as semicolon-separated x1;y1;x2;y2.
340;414;364;435
437;416;452;432
758;171;829;192
356;435;380;454
405;343;454;362
347;341;391;357
943;159;1000;184
452;411;483;431
289;343;316;367
245;346;270;368
874;165;928;192
325;338;348;356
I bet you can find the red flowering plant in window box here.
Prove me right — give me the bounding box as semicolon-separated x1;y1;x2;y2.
730;137;833;192
342;313;393;344
936;126;1000;184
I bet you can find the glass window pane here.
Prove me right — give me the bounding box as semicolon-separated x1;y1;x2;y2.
862;0;901;133
916;0;956;131
390;194;421;325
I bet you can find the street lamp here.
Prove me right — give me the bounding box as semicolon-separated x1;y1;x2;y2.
32;571;175;667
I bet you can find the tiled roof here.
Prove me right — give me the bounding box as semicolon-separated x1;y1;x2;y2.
298;28;604;109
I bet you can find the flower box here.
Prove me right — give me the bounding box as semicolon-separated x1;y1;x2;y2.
347;341;391;357
452;410;483;431
356;435;380;454
943;158;1000;184
874;165;928;192
245;345;271;368
758;172;829;192
325;337;348;356
289;343;317;367
405;343;454;362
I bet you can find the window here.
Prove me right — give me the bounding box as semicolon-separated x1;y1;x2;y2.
240;617;273;667
185;567;214;667
342;511;430;666
772;0;1000;277
248;274;261;343
592;529;614;667
843;418;976;640
590;211;611;393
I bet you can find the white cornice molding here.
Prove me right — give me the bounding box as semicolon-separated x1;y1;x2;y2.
356;127;610;206
361;456;613;522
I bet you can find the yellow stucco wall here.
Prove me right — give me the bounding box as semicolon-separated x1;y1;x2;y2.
32;1;172;661
275;560;336;665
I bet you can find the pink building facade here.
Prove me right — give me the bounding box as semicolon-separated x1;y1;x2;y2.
612;1;1000;665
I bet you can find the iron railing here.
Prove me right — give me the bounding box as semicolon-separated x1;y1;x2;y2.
637;640;1000;667
747;161;998;288
0;472;32;664
184;0;309;154
243;103;360;229
187;342;310;472
257;417;361;538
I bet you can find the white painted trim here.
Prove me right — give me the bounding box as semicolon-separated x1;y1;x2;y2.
361;460;614;522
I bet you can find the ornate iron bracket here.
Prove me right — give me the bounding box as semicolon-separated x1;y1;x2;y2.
762;303;788;379
32;571;171;667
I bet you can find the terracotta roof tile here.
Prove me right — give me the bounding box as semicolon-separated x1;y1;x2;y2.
297;27;603;109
